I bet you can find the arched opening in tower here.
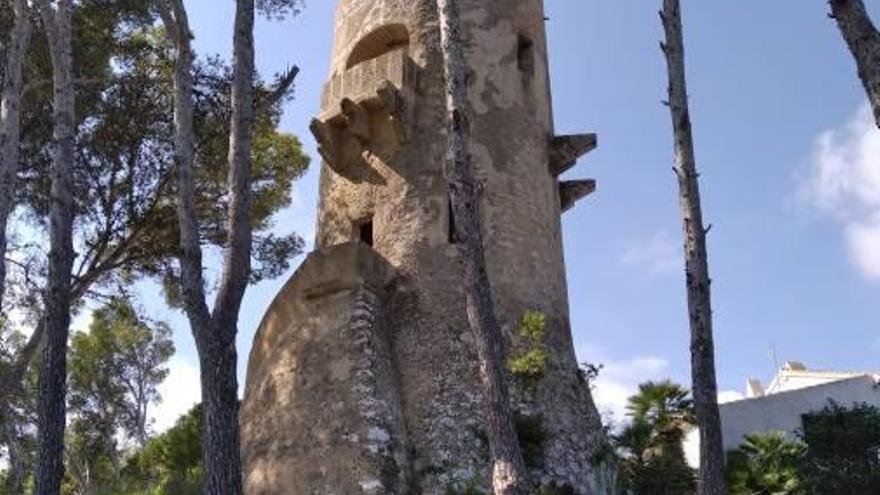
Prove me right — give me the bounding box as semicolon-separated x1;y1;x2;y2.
346;23;410;70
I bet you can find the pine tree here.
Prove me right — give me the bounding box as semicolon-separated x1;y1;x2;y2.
659;2;726;493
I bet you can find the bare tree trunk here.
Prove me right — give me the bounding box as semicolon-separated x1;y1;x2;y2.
659;2;726;495
215;0;255;325
829;0;880;128
197;321;242;495
158;0;256;492
2;417;26;494
34;1;76;494
0;0;32;313
436;1;528;493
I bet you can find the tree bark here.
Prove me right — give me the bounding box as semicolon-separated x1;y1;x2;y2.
2;418;26;494
436;1;528;493
197;319;242;495
214;0;255;325
829;0;880;128
0;0;32;313
158;1;256;493
660;2;726;494
34;1;76;495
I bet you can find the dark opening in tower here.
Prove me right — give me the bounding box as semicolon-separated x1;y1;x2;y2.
517;34;535;75
448;197;458;244
358;218;374;247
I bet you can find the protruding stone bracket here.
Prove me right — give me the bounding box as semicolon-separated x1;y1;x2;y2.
559;179;596;213
549;134;597;177
341;97;371;143
310;81;407;182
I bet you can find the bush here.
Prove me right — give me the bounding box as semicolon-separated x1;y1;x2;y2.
726;432;805;495
797;401;880;495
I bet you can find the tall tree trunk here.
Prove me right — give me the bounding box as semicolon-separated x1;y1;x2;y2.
34;1;76;494
158;0;256;492
659;2;726;494
436;1;528;493
829;0;880;128
0;0;32;313
215;0;255;323
2;418;26;494
197;320;242;494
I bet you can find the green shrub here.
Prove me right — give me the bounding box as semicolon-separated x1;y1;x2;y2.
508;311;549;378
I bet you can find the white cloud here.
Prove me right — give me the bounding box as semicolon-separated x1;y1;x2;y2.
150;357;201;434
620;230;680;276
590;355;671;427
846;215;880;279
803;106;880;280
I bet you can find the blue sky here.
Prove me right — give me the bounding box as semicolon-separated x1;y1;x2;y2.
126;1;880;428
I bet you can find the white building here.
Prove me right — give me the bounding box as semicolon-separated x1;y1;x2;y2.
686;361;880;465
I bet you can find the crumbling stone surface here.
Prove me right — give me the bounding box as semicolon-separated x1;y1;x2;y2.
242;1;609;493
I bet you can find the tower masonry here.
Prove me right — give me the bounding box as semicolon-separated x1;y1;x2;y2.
241;1;609;493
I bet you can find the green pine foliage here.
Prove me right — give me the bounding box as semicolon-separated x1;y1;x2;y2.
121;405;204;495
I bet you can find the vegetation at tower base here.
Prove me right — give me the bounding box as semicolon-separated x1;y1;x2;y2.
725;433;805;495
828;0;880;128
659;2;726;493
614;381;696;495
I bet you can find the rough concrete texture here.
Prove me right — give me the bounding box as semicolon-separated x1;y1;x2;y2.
242;1;611;493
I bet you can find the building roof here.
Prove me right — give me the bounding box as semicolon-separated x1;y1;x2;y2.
746;361;880;398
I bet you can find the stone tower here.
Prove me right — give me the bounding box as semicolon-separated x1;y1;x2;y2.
241;1;608;493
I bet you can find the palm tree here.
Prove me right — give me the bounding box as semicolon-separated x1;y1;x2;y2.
726;433;805;495
616;381;697;495
627;381;695;443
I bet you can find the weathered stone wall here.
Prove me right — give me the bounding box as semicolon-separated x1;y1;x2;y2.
241;243;411;494
243;0;608;493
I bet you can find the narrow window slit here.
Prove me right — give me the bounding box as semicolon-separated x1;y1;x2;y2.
358;219;374;247
448;197;458;244
517;35;535;75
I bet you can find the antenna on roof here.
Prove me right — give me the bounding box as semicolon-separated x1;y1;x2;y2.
770;347;780;374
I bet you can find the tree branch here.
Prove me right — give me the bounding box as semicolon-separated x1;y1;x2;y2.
159;0;212;334
265;65;299;108
212;0;256;333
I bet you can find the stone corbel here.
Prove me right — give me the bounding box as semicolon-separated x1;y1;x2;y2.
341;97;371;144
311;79;410;182
559;179;596;213
549;134;597;177
310;117;369;181
377;80;407;144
